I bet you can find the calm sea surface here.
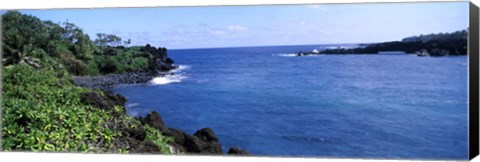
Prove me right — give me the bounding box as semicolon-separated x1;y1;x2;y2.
112;45;468;159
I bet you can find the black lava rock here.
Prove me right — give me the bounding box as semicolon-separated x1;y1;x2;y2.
141;111;170;134
167;128;186;146
194;128;219;142
227;147;250;155
137;110;246;155
183;134;204;153
79;90;126;115
135;140;161;153
123;127;147;141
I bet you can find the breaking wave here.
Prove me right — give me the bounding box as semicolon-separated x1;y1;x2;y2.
273;53;298;57
172;65;190;72
149;65;189;85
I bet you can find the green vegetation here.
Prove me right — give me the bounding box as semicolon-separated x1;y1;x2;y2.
2;11;164;76
2;64;172;153
144;125;174;153
4;65;109;152
353;29;468;55
298;29;468;56
401;29;468;43
1;11;173;153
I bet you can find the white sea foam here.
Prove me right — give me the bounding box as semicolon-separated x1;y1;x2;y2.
171;65;190;73
274;53;298;57
325;46;354;49
304;54;323;57
150;74;187;85
149;64;190;85
274;53;326;57
125;103;139;108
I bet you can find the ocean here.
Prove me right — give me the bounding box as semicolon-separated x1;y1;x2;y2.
111;44;468;159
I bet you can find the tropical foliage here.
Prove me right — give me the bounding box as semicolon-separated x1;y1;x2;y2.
2;11;158;75
1;11;172;153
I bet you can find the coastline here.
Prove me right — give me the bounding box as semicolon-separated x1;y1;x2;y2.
72;71;174;89
73;71;250;155
1;7;470;159
293;29;468;57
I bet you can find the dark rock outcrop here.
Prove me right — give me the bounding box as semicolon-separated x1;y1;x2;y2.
183;134;204;153
81;91;249;155
80;91;167;154
192;128;223;154
141;111;169;134
129;139;161;153
142;44;176;72
123;127;147;141
167;128;186;145
140;111;226;155
165;128;187;153
79;90;126;115
178;129;222;154
194;128;219;142
227;147;250;155
78;87;248;155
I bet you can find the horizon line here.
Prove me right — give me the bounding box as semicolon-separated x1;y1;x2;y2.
167;42;379;50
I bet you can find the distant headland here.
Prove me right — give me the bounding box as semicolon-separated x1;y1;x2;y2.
295;29;468;57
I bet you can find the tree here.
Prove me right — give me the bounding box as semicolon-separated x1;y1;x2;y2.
62;21;79;43
94;33;109;50
95;33;122;49
43;20;65;57
2;11;49;65
107;34;122;46
124;39;131;47
57;20;98;61
73;33;97;60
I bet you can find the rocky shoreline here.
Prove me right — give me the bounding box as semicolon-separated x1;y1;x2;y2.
79;89;249;155
72;44;249;155
73;44;180;89
72;71;174;89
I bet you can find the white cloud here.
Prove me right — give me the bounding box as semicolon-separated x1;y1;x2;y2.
227;24;249;31
162;28;191;37
300;21;307;25
206;28;226;35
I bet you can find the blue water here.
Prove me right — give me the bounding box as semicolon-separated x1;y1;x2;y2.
112;45;468;160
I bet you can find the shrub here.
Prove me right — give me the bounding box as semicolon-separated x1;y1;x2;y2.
144;125;173;153
2;64;173;154
85;61;100;76
2;65;114;152
61;55;88;76
130;57;149;71
112;56;127;73
96;56;119;74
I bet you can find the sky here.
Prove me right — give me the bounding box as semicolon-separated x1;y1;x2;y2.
17;1;469;49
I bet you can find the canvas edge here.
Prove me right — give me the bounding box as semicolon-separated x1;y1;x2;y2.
0;0;466;10
469;1;480;161
0;0;476;162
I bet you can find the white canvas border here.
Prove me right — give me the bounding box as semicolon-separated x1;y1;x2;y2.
0;0;477;162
